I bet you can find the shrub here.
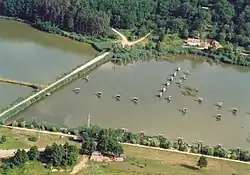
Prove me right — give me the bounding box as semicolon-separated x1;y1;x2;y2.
28;135;38;142
72;130;79;135
20;121;26;128
29;124;35;129
149;137;160;147
0;135;7;143
11;121;18;127
197;156;208;169
51;127;57;132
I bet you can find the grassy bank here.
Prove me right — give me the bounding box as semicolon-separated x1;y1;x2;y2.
5;122;250;164
1;126;250;175
78;144;250;175
2;144;250;175
0;127;75;149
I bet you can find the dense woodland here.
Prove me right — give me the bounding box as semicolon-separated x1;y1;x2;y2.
0;0;249;50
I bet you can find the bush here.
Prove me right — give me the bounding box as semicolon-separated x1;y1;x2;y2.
197;156;208;169
51;127;57;132
11;121;18;127
0;135;7;143
29;124;35;129
72;130;79;135
20;121;26;128
149;137;160;147
27;135;38;142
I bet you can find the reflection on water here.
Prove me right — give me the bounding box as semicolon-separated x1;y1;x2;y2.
0;19;97;84
0;19;96;107
0;84;31;108
16;59;250;149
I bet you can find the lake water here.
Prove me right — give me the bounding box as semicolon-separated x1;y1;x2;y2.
0;84;31;108
15;56;250;149
0;19;96;107
1;19;250;149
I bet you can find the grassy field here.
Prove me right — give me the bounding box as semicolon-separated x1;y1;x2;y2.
0;127;76;149
0;128;249;175
162;33;184;46
1;144;250;175
0;161;50;175
81;145;250;175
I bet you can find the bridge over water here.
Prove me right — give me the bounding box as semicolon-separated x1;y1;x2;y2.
0;52;110;123
0;29;151;124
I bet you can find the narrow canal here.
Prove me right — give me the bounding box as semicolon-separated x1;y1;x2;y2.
15;56;250;149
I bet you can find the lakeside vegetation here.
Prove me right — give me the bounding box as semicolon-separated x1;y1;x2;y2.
1;0;249;50
7;121;250;163
1;125;250;175
0;127;73;149
110;40;250;66
2;146;250;175
0;0;249;64
0;143;79;174
0;125;124;174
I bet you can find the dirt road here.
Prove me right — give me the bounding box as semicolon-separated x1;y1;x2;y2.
111;28;151;47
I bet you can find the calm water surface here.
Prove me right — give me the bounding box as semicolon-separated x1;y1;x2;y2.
0;84;31;108
0;19;96;83
0;19;96;107
16;58;250;149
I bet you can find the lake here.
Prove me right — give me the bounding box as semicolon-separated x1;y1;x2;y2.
0;19;96;107
15;56;250;149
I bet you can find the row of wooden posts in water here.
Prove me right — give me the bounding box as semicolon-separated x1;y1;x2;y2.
71;67;240;121
154;67;240;121
72;75;139;102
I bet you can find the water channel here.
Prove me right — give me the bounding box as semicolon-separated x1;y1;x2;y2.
0;19;96;107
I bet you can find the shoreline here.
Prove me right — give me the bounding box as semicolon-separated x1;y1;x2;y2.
1;16;249;68
0;16;113;52
0;17;249;158
1;124;250;164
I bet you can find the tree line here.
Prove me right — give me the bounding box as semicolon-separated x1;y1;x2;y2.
0;133;123;174
0;0;110;36
1;143;78;171
8;119;250;162
0;0;249;50
80;125;250;162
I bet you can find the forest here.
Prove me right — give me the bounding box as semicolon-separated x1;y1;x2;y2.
0;0;249;51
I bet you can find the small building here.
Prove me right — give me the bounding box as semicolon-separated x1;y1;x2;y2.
184;38;201;46
90;151;124;162
114;157;124;162
92;151;102;157
184;38;222;50
201;6;209;10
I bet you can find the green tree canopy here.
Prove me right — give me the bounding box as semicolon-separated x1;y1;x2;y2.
0;0;249;48
197;156;208;169
81;136;96;156
27;146;39;161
